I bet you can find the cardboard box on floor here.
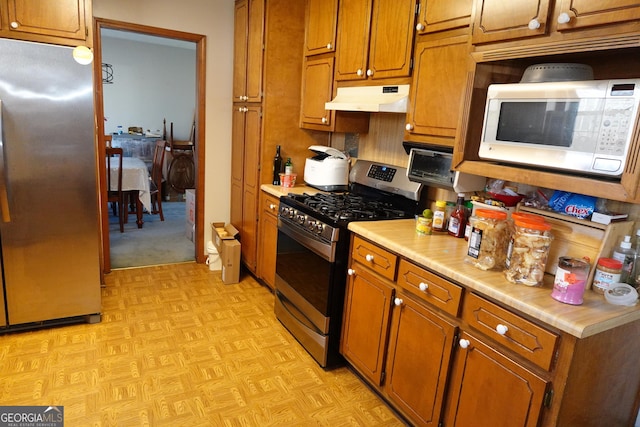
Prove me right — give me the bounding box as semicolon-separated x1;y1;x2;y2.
211;222;240;284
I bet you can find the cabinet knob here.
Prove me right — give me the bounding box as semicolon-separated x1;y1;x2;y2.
459;339;471;349
356;69;364;77
394;297;403;306
366;69;374;77
416;22;425;31
321;117;328;124
419;282;429;292
405;123;414;131
269;203;277;210
365;254;374;262
326;43;332;50
10;21;18;29
557;12;571;24
496;324;509;335
347;268;356;276
528;18;541;30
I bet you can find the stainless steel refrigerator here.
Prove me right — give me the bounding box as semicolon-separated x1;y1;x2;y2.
0;38;101;329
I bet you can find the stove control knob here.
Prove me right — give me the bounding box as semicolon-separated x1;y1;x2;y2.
307;220;316;231
283;207;295;218
315;223;324;234
296;214;306;224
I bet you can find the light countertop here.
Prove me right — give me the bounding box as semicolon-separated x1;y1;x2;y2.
261;183;322;198
349;219;640;339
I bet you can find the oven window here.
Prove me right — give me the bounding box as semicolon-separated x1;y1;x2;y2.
276;230;332;315
497;101;579;147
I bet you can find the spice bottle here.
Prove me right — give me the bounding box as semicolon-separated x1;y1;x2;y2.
272;145;283;185
592;257;623;294
432;200;447;232
447;194;467;238
285;157;293;175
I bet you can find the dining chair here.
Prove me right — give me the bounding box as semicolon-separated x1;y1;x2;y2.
106;147;125;233
150;139;168;221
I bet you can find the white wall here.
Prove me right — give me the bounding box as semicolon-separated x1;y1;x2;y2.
101;36;196;139
93;0;234;256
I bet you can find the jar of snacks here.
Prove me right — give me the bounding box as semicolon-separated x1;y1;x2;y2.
504;218;553;286
466;209;509;271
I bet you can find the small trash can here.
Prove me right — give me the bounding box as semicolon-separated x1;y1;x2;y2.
206;241;221;271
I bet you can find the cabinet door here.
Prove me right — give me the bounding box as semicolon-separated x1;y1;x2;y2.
341;263;394;386
300;56;334;129
556;0;640;32
230;106;246;229
416;0;472;34
5;0;89;44
384;292;457;426
257;192;279;289
367;0;417;79
405;36;469;146
233;0;264;102
335;0;372;81
241;105;262;273
471;0;552;44
304;0;338;56
445;331;549;427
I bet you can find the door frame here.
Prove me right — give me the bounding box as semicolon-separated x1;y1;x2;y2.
93;18;206;273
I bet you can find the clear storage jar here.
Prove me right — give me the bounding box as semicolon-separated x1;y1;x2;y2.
466;209;510;271
504;218;553;286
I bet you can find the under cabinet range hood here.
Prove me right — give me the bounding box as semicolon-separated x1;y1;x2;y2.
325;84;410;113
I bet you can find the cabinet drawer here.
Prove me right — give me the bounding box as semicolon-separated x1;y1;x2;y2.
397;259;463;317
351;236;397;281
462;293;558;371
261;193;280;217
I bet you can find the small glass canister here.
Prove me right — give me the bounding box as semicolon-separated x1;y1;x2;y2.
466;209;510;271
551;257;591;305
504;218;553;286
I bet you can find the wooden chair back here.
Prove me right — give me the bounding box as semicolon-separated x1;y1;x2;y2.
106;147;124;232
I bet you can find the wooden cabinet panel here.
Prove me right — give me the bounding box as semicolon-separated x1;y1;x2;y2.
300;56;334;129
233;0;264;103
405;35;469;146
445;330;549;427
556;0;640;31
341;262;394;386
463;293;558;370
304;0;338;56
471;0;551;44
2;0;90;46
230;107;246;229
351;236;398;281
397;259;463;317
335;0;372;81
416;0;472;34
384;292;457;426
257;192;279;289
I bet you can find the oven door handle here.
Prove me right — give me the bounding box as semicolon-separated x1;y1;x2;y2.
278;218;335;262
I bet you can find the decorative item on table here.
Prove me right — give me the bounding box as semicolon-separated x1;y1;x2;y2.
128;126;143;135
466;208;510;271
504;217;553;286
416;208;433;235
551;257;590;305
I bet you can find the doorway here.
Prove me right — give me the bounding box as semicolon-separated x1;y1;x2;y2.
94;18;206;273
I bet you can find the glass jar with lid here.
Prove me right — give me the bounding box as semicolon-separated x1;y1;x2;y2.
466;209;510;271
504;218;553;286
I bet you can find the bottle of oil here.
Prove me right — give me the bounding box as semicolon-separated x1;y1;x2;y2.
272;145;282;185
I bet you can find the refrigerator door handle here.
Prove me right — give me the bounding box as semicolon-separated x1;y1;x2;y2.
0;100;10;222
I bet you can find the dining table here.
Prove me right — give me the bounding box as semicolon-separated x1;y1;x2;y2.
108;156;152;228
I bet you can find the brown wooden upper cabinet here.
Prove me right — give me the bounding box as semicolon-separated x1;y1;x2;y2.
416;0;473;34
304;0;338;56
233;0;264;103
472;0;640;45
1;0;91;47
334;0;417;81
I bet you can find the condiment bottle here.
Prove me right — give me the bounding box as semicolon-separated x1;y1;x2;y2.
612;235;635;283
592;257;623;294
285;157;293;175
272;145;283;185
432;200;447;232
447;193;467;238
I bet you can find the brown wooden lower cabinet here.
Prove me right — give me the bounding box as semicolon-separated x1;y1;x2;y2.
341;233;640;427
256;191;279;289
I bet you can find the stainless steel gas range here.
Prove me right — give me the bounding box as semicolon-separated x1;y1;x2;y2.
274;160;422;368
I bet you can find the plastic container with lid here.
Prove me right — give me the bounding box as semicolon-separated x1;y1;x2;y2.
504;217;553;286
432;200;447;232
466;209;510;271
551;257;591;305
592;257;623;294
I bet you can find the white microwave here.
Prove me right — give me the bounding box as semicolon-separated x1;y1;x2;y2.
478;79;640;177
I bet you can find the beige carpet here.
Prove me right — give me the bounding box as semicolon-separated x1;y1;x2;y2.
0;263;405;426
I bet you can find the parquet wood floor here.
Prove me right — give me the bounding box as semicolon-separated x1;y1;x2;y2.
0;263;406;426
